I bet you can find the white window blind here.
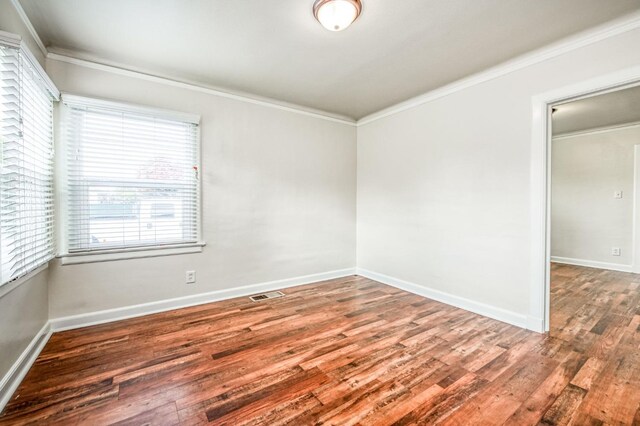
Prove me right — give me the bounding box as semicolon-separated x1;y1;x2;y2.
0;44;56;286
64;97;200;253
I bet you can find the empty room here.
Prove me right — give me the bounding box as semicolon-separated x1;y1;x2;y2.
0;0;639;424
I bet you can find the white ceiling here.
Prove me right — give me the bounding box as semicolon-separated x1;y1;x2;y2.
553;84;640;135
19;0;640;119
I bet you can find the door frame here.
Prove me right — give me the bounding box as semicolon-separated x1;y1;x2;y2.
633;145;640;274
529;65;640;333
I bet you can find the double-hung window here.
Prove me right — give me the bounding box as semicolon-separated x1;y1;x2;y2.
0;40;58;287
62;96;201;259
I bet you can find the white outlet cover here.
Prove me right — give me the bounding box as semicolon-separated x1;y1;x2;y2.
614;190;623;199
186;271;196;284
612;248;621;256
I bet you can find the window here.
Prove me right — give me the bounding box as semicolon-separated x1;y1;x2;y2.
0;43;57;286
63;96;200;255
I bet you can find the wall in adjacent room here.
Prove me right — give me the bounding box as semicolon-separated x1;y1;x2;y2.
45;58;357;319
551;125;640;266
356;27;640;325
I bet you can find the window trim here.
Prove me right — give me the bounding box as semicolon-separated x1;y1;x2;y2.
57;94;203;262
0;30;59;100
58;242;206;265
60;94;199;124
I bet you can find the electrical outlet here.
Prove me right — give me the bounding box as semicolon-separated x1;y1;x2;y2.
612;247;621;256
186;270;196;284
614;190;623;199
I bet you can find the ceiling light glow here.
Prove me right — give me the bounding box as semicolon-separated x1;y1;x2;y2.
313;0;362;32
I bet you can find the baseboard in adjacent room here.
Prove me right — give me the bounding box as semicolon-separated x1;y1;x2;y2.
550;256;632;273
0;322;52;412
356;268;530;330
49;268;357;332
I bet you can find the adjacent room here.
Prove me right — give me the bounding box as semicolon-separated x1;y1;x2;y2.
0;0;639;424
548;84;640;423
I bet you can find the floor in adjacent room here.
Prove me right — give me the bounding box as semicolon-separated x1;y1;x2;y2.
0;265;638;425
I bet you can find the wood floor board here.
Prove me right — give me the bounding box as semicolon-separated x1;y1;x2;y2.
1;264;639;425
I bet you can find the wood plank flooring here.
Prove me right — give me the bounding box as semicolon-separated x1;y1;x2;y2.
1;264;639;425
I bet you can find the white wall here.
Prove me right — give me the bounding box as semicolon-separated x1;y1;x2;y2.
0;269;48;378
0;0;44;66
551;125;640;266
357;28;640;322
0;0;49;388
45;59;357;319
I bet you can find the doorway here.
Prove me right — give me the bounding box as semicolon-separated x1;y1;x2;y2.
529;65;640;334
548;84;640;338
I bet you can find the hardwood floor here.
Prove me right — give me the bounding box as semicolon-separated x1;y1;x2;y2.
1;264;638;425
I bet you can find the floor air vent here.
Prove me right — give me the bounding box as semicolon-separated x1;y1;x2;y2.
250;291;285;302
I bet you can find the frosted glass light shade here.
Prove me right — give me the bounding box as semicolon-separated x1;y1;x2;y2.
313;0;362;32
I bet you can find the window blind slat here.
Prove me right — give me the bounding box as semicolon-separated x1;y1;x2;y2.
64;99;200;253
0;44;55;286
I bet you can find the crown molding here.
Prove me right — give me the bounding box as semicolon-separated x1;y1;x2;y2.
552;120;640;140
357;11;640;126
9;0;47;57
46;51;357;126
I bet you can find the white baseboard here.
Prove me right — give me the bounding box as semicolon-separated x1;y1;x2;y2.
550;256;633;273
0;322;53;413
49;268;357;332
356;268;531;330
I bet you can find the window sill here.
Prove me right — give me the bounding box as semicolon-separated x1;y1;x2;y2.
58;242;206;265
0;264;49;299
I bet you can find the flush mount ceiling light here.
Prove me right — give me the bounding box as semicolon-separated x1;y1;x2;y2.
313;0;363;32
